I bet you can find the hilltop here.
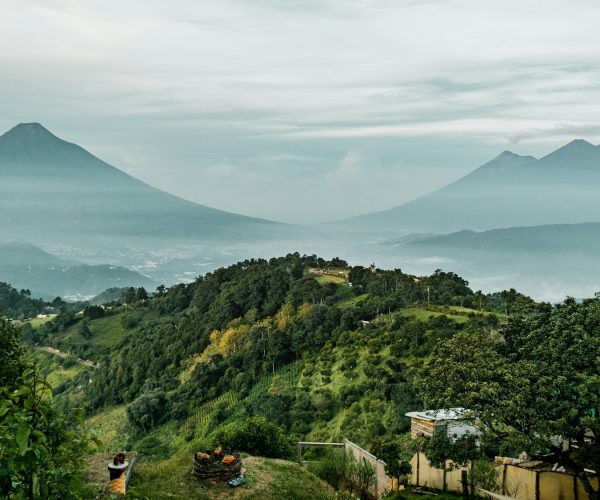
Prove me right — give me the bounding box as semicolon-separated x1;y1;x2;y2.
17;253;600;499
26;255;511;494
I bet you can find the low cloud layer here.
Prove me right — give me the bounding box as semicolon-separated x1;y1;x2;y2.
2;0;600;222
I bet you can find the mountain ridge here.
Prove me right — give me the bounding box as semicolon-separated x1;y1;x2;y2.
332;139;600;234
0;123;288;255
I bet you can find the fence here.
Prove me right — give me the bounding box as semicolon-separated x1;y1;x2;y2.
409;452;599;500
297;439;392;498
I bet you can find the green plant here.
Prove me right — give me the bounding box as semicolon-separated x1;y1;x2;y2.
0;366;98;498
469;458;500;493
308;449;349;490
213;416;295;459
348;455;376;500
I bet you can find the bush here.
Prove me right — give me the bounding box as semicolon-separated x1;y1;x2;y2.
127;390;167;433
308;449;349;490
121;313;141;329
469;458;500;493
0;367;96;498
213;416;295;459
310;450;376;500
135;435;171;460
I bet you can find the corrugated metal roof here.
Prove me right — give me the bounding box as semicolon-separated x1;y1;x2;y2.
405;407;468;421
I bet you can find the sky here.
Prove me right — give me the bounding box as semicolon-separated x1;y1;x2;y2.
2;0;600;223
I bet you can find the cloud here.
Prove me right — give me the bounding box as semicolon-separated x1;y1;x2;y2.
2;0;600;222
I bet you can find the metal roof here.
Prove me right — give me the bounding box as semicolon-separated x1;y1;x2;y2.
405;408;468;421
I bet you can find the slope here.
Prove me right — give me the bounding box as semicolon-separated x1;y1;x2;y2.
335;139;600;234
0;242;156;300
0;123;283;249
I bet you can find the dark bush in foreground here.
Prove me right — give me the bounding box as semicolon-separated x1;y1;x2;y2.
213;416;295;459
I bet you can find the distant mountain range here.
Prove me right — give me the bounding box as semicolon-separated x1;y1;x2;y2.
379;223;600;301
2;123;600;301
0;242;155;300
336;139;600;234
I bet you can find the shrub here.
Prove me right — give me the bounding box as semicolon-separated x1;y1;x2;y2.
213;416;295;459
127;390;167;433
121;313;141;329
310;450;376;500
308;449;349;490
0;367;96;498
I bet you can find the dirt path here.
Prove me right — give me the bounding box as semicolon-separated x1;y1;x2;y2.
38;346;99;369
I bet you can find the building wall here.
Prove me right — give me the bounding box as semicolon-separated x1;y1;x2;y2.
447;421;477;439
410;417;436;438
409;452;599;500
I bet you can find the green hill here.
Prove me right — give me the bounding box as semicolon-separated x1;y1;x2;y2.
28;255;510;452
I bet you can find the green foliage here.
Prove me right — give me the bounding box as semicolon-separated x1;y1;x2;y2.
0;316;26;388
213;416;296;459
83;305;105;319
0;282;51;319
0;367;97;498
127;390;168;433
420;296;600;499
309;450;376;500
469;458;500;493
308;449;349;490
371;438;412;488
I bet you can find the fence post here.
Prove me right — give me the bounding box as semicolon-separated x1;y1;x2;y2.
416;452;420;487
296;443;302;464
535;471;540;500
573;475;578;500
461;469;469;499
502;464;507;495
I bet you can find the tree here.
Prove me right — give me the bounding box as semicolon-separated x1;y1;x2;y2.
78;319;92;339
122;287;136;304
0;367;97;498
372;438;412;490
127;390;167;433
84;305;105;320
0;316;25;388
213;416;295;459
420;298;600;499
136;287;148;301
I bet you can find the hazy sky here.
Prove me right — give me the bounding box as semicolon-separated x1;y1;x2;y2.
2;0;600;223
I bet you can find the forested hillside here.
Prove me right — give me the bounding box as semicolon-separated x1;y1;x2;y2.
0;281;60;318
30;255;521;446
6;254;600;498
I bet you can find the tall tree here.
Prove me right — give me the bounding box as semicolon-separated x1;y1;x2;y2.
420;298;600;499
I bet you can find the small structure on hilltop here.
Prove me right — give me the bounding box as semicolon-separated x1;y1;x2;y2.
405;408;477;440
107;452;133;495
192;447;243;483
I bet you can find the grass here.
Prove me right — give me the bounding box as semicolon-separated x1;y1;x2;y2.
336;293;369;308
384;491;464;499
86;405;129;454
396;307;470;324
28;349;86;387
128;453;335;499
315;274;347;285
54;308;156;354
26;315;56;328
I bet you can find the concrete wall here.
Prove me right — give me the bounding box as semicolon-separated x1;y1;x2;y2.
409;452;599;500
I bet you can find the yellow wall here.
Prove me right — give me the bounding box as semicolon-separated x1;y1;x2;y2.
409;453;598;500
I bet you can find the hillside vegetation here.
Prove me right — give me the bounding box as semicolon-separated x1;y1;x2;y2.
8;253;600;498
29;255;516;453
